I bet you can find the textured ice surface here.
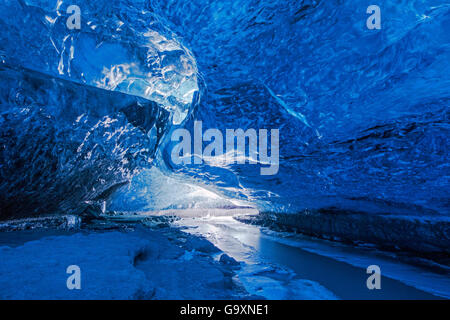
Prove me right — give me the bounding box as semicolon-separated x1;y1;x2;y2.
0;0;199;218
145;0;449;215
0;0;448;219
0;0;199;122
0;65;169;219
109;167;253;211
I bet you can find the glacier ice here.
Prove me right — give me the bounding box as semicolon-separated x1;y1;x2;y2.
0;0;199;218
142;0;449;216
0;0;449;220
0;0;199;123
0;64;170;218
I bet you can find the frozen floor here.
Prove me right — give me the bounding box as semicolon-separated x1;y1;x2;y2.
173;214;450;300
0;212;448;300
0;226;243;299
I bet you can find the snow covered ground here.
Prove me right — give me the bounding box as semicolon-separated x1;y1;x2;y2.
0;212;448;300
0;225;243;299
0;231;152;299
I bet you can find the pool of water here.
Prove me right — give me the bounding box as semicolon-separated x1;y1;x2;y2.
175;214;449;299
